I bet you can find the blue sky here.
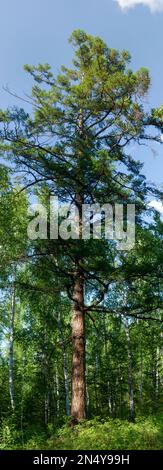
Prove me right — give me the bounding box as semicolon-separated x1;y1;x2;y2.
0;0;162;188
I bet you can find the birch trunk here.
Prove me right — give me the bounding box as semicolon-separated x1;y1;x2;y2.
124;317;135;420
57;310;70;416
9;286;16;411
55;366;60;417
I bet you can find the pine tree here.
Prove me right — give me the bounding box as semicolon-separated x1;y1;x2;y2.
0;30;162;420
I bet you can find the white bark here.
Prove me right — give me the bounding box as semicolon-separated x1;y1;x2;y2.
124;317;135;420
57;311;70;416
9;286;16;411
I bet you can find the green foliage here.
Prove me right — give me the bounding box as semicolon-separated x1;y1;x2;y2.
48;416;163;450
1;416;162;450
0;417;20;450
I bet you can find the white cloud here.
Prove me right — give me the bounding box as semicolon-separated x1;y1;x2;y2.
115;0;163;12
148;200;163;214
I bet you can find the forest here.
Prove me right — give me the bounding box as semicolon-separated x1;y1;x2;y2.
0;30;162;450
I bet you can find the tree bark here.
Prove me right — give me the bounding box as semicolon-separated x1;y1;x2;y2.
71;273;86;420
45;391;49;426
71;106;86;421
139;332;143;409
9;286;16;411
57;310;70;416
124;317;135;421
55;366;60;418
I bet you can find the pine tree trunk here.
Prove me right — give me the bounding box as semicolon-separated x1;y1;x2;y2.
71;274;86;420
9;286;16;411
71;108;86;421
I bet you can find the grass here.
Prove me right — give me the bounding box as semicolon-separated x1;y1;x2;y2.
1;414;162;450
